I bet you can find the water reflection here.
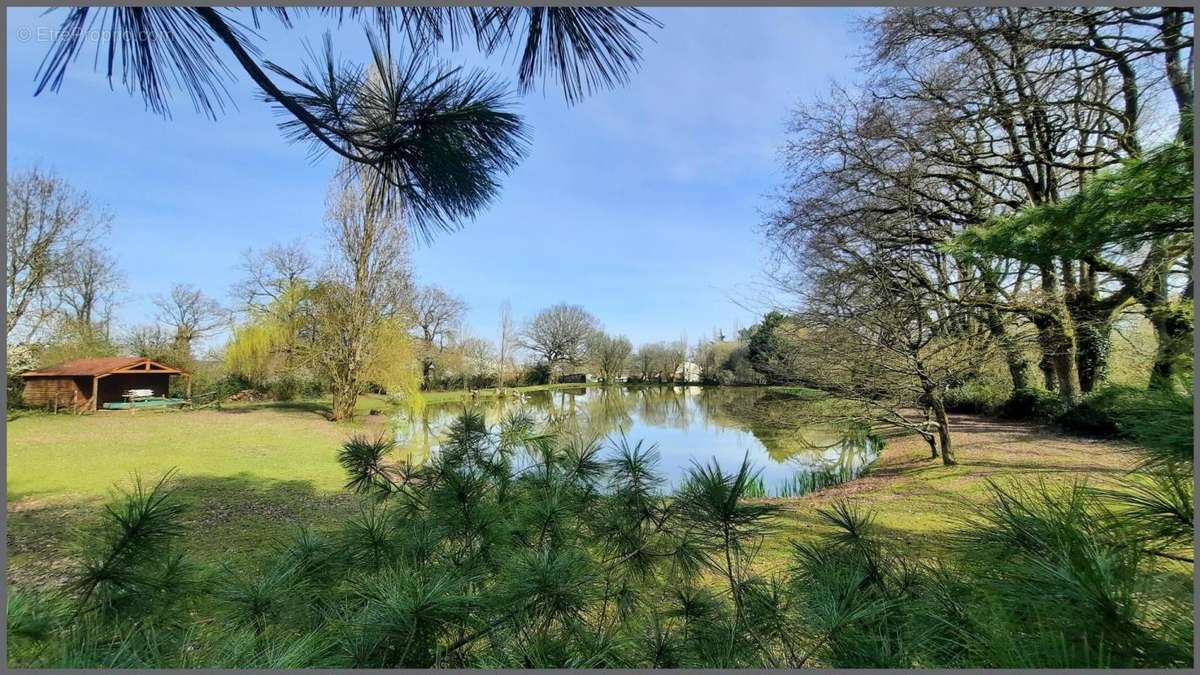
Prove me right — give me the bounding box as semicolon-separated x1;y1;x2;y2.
393;386;878;494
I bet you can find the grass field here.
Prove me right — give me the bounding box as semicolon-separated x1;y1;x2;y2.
6;392;1141;590
4;384;625;585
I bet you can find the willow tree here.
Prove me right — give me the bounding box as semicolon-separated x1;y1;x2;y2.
225;319;283;388
224;281;315;388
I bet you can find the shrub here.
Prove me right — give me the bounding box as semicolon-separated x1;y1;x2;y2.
785;481;1194;668
6;343;46;409
10;416;784;667
1118;389;1193;466
998;387;1067;422
944;381;1009;414
1059;386;1193;462
521;363;552;386
267;369;322;401
1056;385;1143;437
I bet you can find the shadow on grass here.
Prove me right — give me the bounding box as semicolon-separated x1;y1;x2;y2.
949;459;1128;475
6;472;364;589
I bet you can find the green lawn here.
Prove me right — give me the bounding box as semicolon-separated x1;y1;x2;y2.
8;405;357;500
6;394;1142;589
8;383;602;499
6;402;371;586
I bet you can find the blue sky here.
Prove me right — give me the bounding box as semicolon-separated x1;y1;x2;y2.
6;7;872;351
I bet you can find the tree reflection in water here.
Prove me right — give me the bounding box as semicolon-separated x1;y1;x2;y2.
394;385;878;493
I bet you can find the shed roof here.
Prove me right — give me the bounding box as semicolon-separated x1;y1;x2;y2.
21;356;186;377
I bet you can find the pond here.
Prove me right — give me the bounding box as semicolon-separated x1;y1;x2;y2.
393;385;879;496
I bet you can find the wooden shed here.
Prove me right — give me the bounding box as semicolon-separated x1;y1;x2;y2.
20;357;190;411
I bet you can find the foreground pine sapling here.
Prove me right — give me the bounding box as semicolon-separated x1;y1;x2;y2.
675;454;781;620
69;469;190;616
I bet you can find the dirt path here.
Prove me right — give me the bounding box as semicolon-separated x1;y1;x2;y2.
858;412;1134;491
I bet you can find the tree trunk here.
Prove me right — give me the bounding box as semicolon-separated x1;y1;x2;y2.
330;381;359;421
1032;322;1058;392
1037;269;1081;405
930;395;955;466
1139;239;1191;392
421;357;434;390
1148;303;1192;392
1073;319;1112;394
1006;349;1032;392
1049;346;1081;407
1031;314;1059;392
1064;262;1124;395
1038;353;1057;391
985;307;1031;390
918;394;939;459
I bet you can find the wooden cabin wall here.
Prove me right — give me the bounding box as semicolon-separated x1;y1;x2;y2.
22;377;90;410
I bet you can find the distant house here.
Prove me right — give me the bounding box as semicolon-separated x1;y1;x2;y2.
558;373;600;384
675;361;702;383
20;356;190;411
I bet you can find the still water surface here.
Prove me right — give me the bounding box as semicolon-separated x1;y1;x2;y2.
393;386;878;495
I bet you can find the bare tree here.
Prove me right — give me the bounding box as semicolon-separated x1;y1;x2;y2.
231;241;313;313
632;343;658;382
123;324;177;363
54;243;125;339
588;331;632;383
634;342;674;383
153;284;226;358
786;249;996;465
520;303;598;381
846;6;1195;402
497;300;518;391
410;285;467;387
308;178;413;420
6;167;109;340
663;338;688;383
